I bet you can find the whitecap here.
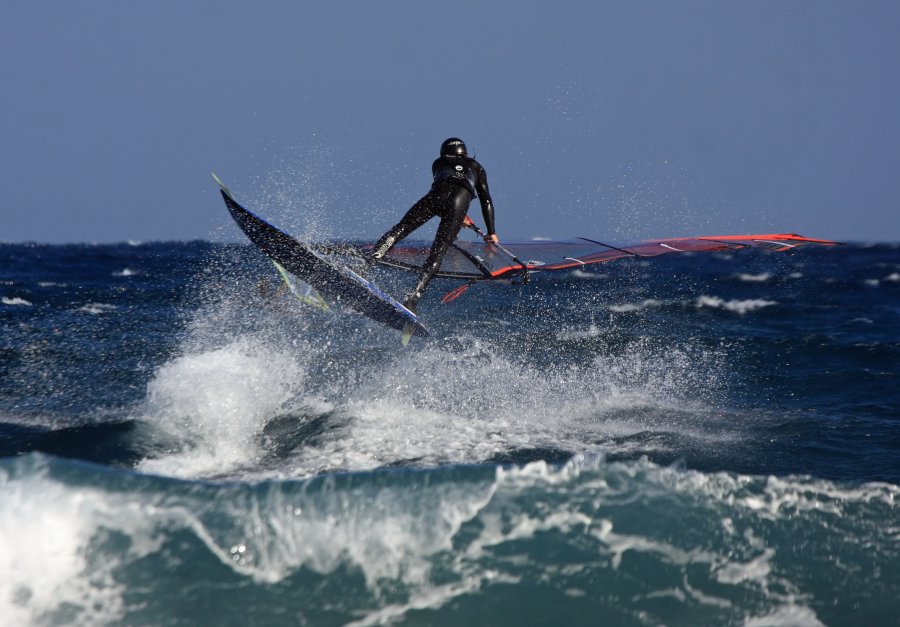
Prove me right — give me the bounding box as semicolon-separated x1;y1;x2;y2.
884;273;900;283
863;279;880;287
38;281;66;287
744;604;826;627
609;299;665;313
0;461;140;626
77;303;117;314
695;296;776;314
136;338;305;478
734;272;771;282
2;297;32;306
113;268;139;277
570;269;607;280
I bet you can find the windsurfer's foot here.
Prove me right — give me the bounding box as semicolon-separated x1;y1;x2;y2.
370;235;396;263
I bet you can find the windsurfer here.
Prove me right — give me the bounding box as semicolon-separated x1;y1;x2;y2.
370;138;498;313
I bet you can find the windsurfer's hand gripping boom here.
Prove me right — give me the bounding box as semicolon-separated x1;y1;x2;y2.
466;217;500;245
463;216;527;273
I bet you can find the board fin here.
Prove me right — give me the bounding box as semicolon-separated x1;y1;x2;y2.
272;261;329;311
401;323;415;346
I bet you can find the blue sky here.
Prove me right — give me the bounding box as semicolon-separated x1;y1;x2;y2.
2;1;899;243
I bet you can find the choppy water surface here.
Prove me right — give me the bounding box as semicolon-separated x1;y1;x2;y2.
1;241;897;626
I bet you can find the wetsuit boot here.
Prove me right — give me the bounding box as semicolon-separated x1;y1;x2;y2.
370;232;399;261
403;276;428;314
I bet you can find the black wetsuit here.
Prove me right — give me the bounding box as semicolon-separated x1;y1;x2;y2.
372;155;495;309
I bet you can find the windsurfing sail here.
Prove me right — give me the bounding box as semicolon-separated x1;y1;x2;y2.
366;233;842;282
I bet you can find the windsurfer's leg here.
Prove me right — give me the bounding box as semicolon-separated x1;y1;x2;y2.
371;194;437;260
404;189;471;311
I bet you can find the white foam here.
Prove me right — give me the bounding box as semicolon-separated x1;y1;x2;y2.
863;279;880;287
696;295;777;314
0;460;162;627
743;605;826;627
715;546;774;584
609;298;665;312
570;269;607;280
112;268;138;277
213;476;497;590
3;455;879;625
683;574;732;608
469;460;873;625
483;460;890;627
593;518;719;569
735;272;772;282
271;336;728;479
77;303;117;315
136;338;305;478
885;272;900;283
1;297;32;306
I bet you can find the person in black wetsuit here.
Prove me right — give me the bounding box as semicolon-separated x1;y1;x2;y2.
370;137;498;313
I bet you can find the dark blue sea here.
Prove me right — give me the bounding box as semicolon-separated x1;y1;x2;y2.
1;239;898;626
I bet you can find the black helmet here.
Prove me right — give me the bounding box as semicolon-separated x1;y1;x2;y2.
440;137;467;157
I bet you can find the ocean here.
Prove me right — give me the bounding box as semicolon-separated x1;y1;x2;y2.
0;239;897;626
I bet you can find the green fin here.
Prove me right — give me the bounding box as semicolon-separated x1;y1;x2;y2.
401;323;415;347
272;261;330;311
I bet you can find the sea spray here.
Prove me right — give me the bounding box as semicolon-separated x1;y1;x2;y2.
137;337;305;478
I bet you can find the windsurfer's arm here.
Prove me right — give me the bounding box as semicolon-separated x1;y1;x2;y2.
480;195;498;244
473;162;497;241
